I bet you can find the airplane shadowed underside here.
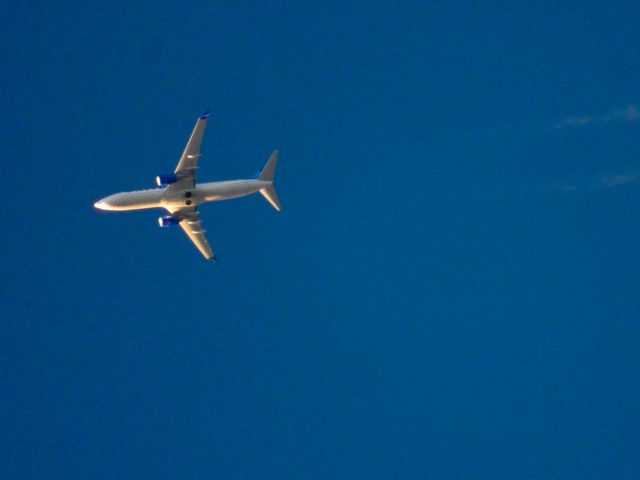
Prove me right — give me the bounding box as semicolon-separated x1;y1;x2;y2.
94;112;281;261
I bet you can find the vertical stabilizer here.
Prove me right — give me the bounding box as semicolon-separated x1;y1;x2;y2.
259;150;278;181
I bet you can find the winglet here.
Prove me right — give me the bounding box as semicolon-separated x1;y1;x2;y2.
199;109;210;119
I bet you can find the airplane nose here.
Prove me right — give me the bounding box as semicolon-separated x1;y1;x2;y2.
94;200;108;210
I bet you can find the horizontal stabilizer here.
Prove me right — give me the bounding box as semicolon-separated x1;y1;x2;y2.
260;185;281;212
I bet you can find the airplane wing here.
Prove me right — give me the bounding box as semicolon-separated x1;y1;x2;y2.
170;207;216;260
166;111;210;192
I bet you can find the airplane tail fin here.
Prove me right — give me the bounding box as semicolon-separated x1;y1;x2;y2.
259;150;278;182
258;150;281;211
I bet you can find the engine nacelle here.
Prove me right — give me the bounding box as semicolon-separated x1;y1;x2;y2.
158;215;181;228
156;173;178;186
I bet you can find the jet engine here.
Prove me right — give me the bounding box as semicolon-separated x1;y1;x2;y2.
158;215;181;228
156;173;178;186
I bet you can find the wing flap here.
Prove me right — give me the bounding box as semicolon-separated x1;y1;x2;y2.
179;219;215;260
174;113;209;176
166;112;209;192
169;207;215;260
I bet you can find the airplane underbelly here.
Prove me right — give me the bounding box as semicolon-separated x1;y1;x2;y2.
202;191;247;202
199;181;262;202
101;190;164;211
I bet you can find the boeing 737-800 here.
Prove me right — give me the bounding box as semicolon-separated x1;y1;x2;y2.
94;112;280;261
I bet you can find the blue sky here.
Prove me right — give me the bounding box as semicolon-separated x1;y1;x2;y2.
2;2;639;478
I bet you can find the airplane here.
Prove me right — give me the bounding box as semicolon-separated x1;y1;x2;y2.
93;111;280;261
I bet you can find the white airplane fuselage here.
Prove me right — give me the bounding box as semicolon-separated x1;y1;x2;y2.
94;179;272;212
95;111;280;260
